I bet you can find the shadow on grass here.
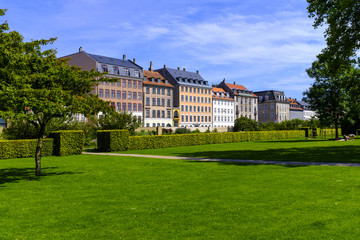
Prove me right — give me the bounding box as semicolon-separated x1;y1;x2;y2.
0;167;79;187
186;160;309;168
177;145;360;164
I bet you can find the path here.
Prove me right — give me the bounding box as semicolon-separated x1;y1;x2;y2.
82;152;360;167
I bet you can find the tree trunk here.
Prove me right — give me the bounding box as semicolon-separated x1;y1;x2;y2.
35;135;44;176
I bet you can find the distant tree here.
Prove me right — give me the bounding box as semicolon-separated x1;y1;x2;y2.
92;111;141;136
233;117;259;132
0;9;111;176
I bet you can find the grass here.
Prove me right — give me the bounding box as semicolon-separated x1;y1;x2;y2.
122;138;360;163
2;153;360;239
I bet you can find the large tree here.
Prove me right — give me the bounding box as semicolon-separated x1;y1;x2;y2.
0;9;111;176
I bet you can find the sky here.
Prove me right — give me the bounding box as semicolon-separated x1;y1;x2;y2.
2;0;326;100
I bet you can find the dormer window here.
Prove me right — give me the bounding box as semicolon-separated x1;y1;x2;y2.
259;96;263;102
165;80;168;84
101;64;108;72
113;66;119;74
217;92;220;97
151;77;155;82
265;95;269;101
124;68;130;76
134;70;140;77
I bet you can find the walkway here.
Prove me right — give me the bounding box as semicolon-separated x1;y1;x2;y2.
82;152;360;167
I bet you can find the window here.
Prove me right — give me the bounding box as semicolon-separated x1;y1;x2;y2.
205;116;207;122
157;98;160;106
122;91;126;99
185;87;188;92
190;87;192;93
146;86;150;94
157;110;160;118
167;99;171;107
133;92;137;100
185;96;188;102
190;115;192;122
181;95;184;101
185;105;188;112
127;91;132;100
117;102;121;111
201;89;203;94
101;64;108;72
167;110;171;118
181;86;184;92
198;97;200;102
113;66;119;74
162;88;165;95
201;97;204;103
186;115;188;122
117;81;121;87
198;115;200;122
181;115;184;122
146;97;150;106
152;98;156;106
190;106;192;112
162;98;165;106
209;107;211;112
138;92;141;100
167;88;171;96
125;68;130;76
205;107;207;112
105;89;110;98
99;82;103;85
128;80;132;88
201;115;204;122
117;90;121;99
135;70;140;77
128;103;132;111
122;79;126;87
197;88;200;93
133;103;137;111
99;89;104;98
146;109;150;118
161;111;165;118
157;87;160;94
152;110;156;118
111;82;115;86
138;82;141;89
152;87;156;94
122;103;126;111
189;96;192;102
133;81;137;88
205;98;207;103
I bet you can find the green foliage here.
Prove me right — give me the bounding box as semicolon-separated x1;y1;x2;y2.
2;119;38;139
233;117;259;132
49;130;84;156
97;130;129;152
127;131;305;151
192;129;201;134
0;138;53;159
93;112;141;136
175;128;192;134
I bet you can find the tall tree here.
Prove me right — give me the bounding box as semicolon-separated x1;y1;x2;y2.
0;9;111;176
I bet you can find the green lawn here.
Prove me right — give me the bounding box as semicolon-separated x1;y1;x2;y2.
1;153;360;239
123;138;360;163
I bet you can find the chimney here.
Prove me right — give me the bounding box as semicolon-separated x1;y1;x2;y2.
164;64;167;68
79;46;83;52
183;68;186;71
123;54;126;60
233;81;236;85
196;70;199;74
149;61;153;72
133;58;136;63
177;67;180;70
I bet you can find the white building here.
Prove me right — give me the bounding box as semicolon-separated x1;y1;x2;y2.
212;87;235;127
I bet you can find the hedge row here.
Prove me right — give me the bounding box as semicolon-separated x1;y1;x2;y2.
0;138;54;159
97;130;129;152
127;130;304;150
50;130;84;156
0;130;84;159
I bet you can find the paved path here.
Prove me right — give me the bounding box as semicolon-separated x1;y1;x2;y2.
82;152;360;167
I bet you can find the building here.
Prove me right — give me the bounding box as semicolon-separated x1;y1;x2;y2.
212;87;234;127
218;79;258;121
143;62;174;127
288;98;304;120
254;90;290;124
156;66;213;127
297;100;317;120
61;47;144;121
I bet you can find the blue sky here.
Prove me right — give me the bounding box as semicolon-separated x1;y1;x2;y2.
2;0;325;100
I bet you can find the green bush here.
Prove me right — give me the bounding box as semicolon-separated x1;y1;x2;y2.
50;130;84;156
0;138;53;159
97;130;129;152
234;117;259;131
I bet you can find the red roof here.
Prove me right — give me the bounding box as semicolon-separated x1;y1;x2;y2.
143;70;173;87
226;83;248;91
212;87;234;101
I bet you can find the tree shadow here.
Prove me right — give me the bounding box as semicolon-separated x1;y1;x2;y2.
0;167;80;187
177;145;360;165
185;160;309;168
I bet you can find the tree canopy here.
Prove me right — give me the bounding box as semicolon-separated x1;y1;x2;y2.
0;9;111;175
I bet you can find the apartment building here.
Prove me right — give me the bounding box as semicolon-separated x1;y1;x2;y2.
156;66;213;127
254;90;290;123
143;62;174;127
218;79;258;121
62;48;143;121
212;87;235;127
288;98;304;120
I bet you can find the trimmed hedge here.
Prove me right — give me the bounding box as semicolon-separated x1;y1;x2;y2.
0;138;53;159
126;130;305;151
97;130;129;152
50;130;84;156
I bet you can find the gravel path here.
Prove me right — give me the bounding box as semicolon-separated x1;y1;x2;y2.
82;152;360;167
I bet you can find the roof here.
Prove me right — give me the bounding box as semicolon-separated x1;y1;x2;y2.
159;67;211;87
86;53;142;69
212;87;234;101
288;98;303;111
143;70;174;87
226;83;248;91
254;90;289;103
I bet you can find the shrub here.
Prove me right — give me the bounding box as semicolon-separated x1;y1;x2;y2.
233;117;259;132
0;139;53;159
97;130;129;152
175;128;191;134
50;130;84;156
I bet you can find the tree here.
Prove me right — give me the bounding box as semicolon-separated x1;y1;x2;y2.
233;117;259;132
303;61;348;138
92;111;141;136
0;9;111;176
307;0;360;67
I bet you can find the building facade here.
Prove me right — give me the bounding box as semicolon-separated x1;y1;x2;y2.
254;90;290;124
212;87;234;127
288;98;304;120
156;67;213;127
297;100;317;120
62;48;144;121
218;79;258;121
143;64;174;127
